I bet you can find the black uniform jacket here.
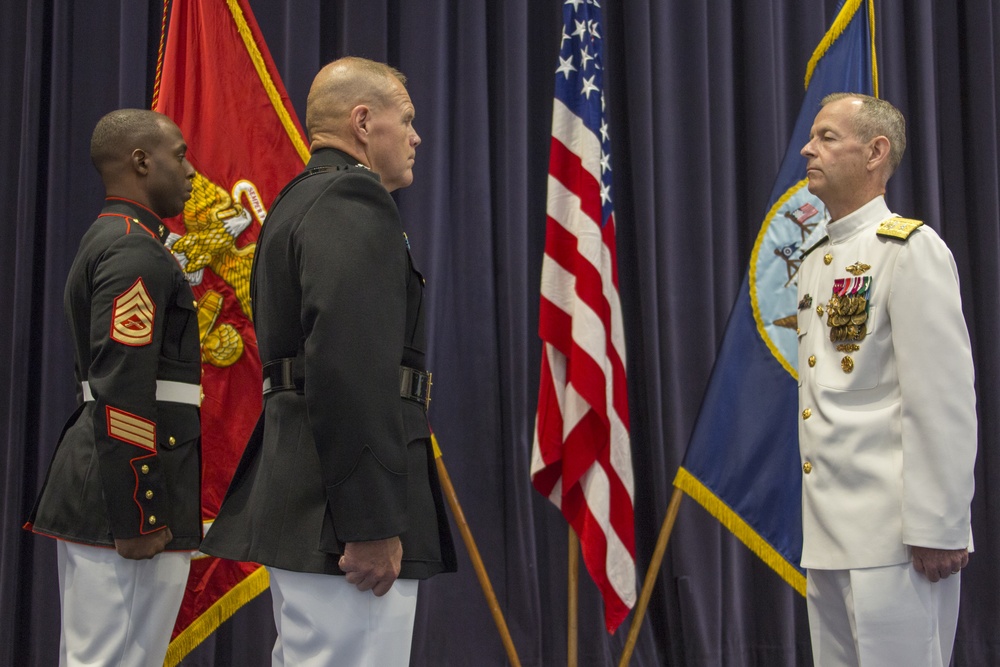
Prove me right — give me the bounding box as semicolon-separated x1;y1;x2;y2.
202;149;456;579
28;198;203;550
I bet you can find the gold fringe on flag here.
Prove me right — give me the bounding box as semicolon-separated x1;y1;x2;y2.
224;0;310;163
164;566;271;667
805;0;877;90
673;467;807;596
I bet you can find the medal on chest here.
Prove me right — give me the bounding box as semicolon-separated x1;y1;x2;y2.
826;274;872;343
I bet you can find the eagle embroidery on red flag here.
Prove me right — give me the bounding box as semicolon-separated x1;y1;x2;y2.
151;0;308;661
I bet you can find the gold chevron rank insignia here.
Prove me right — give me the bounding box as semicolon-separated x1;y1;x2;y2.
106;406;156;451
111;278;156;346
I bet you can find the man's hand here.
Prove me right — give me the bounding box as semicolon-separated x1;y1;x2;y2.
339;537;403;596
911;546;969;582
115;527;173;560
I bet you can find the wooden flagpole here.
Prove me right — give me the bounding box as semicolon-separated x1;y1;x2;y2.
617;487;684;666
431;435;522;667
567;528;579;667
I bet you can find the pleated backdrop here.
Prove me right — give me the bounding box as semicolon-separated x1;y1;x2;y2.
2;1;997;664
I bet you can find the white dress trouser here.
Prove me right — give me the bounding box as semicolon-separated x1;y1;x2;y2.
267;567;419;667
807;562;961;667
56;540;191;667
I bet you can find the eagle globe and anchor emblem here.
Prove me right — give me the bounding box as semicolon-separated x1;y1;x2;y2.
750;178;829;378
165;171;268;368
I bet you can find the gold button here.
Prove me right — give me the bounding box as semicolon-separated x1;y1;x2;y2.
796;328;800;335
824;253;833;265
802;408;812;420
169;436;176;446
141;465;150;474
816;305;825;316
803;461;813;474
145;490;154;500
193;300;198;308
841;356;854;373
808;355;816;367
148;515;157;525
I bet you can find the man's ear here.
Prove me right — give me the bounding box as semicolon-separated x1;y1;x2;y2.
867;136;891;172
131;148;150;175
350;105;371;144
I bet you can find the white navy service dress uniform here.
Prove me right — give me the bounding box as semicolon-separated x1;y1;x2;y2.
796;195;976;667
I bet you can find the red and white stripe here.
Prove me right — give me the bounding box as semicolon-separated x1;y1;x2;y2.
532;98;636;633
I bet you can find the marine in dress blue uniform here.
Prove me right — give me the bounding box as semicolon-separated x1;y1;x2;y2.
27;109;200;666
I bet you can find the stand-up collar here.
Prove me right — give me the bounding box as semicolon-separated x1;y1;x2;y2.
825;196;892;245
101;197;169;243
307;147;376;177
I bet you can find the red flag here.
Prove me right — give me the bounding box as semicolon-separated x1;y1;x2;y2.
151;0;308;662
530;1;636;634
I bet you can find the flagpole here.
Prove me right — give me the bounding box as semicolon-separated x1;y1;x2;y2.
567;528;579;667
617;486;684;667
431;435;522;667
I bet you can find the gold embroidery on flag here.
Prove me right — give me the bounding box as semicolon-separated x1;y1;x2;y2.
106;406;156;451
169;171;258;367
111;278;156;346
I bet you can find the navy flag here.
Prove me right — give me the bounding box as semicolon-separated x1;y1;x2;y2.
674;0;878;594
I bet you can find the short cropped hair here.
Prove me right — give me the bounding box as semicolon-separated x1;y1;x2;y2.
822;93;906;174
306;57;408;138
90;109;165;172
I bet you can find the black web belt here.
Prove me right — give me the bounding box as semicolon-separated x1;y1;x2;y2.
262;358;432;410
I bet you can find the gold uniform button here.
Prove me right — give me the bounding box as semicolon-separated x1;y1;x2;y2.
193;300;198;308
808;355;816;367
145;490;154;500
816;305;825;316
168;436;176;446
824;253;833;265
803;461;813;474
141;465;150;474
802;408;812;420
148;516;157;525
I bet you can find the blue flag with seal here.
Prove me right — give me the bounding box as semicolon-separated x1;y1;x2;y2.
673;0;878;595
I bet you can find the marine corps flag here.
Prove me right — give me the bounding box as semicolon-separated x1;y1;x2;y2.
673;0;877;594
151;0;308;662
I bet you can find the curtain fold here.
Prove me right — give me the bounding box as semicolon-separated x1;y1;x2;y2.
2;0;997;664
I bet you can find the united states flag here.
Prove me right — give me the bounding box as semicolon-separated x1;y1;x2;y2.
531;0;636;634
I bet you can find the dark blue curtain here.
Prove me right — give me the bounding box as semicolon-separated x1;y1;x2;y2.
2;1;997;665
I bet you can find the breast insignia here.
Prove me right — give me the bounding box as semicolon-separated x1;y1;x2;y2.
877;217;923;240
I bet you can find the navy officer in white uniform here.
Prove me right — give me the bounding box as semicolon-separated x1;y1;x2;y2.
796;93;977;666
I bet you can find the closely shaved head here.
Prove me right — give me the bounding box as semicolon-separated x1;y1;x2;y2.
90;109;168;176
88;108;194;218
306;57;407;144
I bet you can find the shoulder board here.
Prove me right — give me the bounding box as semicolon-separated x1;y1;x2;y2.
876;217;924;240
800;236;829;259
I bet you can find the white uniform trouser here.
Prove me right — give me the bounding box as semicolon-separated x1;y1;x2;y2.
807;563;961;667
267;567;419;667
56;541;191;667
